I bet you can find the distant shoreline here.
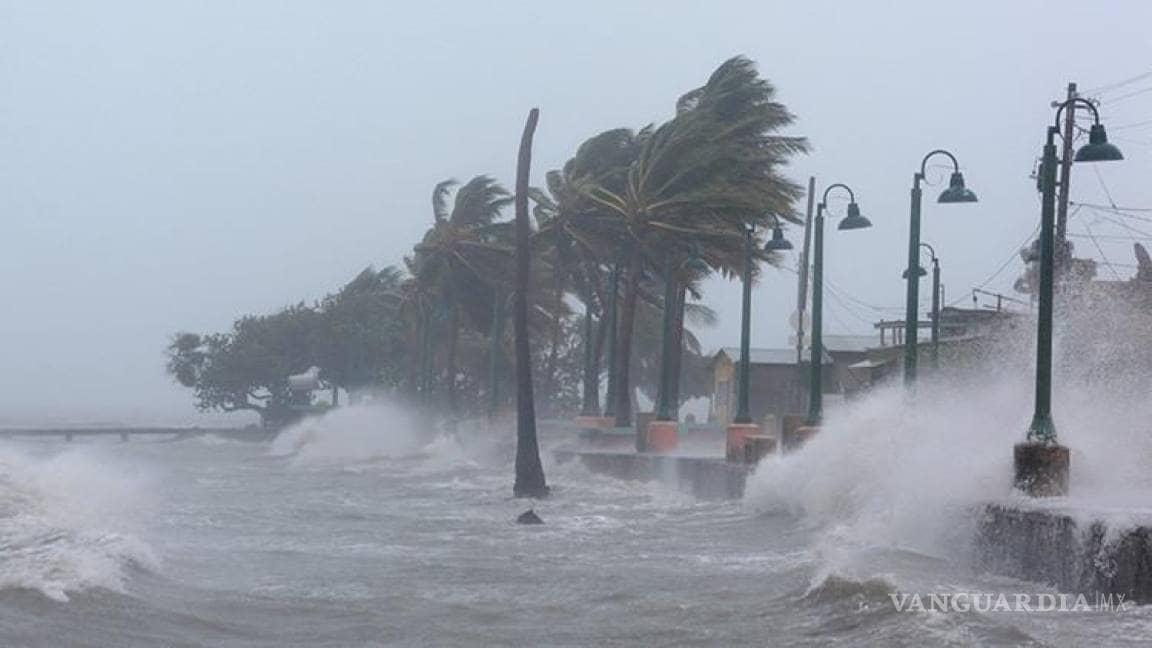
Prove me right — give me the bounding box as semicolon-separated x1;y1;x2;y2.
0;426;273;441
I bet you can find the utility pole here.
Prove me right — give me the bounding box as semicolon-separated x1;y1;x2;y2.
1054;82;1077;269
794;176;815;415
795;176;815;364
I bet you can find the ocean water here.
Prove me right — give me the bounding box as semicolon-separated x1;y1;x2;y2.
2;400;1152;647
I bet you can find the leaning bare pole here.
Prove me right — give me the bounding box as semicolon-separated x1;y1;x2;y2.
512;108;549;498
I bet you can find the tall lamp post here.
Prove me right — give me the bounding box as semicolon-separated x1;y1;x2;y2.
724;222;794;462
903;243;942;369
903;150;977;386
1015;98;1123;497
804;184;871;429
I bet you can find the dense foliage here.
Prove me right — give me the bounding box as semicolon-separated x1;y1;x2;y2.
167;55;808;428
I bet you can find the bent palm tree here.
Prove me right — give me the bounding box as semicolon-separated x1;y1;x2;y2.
408;175;515;418
583;56;809;426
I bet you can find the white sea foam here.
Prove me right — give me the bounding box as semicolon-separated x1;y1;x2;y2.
744;295;1152;566
269;402;482;471
0;444;157;601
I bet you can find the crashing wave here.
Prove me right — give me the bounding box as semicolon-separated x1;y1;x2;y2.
0;446;157;602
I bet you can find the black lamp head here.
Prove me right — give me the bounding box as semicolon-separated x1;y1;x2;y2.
902;265;928;279
763;226;794;251
1075;124;1124;162
837;202;872;230
938;171;978;203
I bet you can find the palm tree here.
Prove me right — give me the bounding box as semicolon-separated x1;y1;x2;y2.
530;128;649;417
513;108;548;498
583;56;809;426
407;175;514;417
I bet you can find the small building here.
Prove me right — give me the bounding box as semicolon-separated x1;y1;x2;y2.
708;337;876;425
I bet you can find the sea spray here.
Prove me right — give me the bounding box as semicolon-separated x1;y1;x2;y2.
745;286;1152;582
0;444;157;601
269;402;502;472
269;402;427;464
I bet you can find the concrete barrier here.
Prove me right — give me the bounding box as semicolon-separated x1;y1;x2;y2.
724;423;760;462
976;503;1152;603
554;449;748;500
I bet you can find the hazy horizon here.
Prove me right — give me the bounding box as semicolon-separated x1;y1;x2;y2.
2;0;1150;424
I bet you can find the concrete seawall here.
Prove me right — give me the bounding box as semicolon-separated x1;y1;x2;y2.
553;449;749;500
556;434;1152;604
976;503;1152;604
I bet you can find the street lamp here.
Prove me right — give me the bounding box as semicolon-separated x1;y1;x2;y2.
1016;98;1122;497
725;221;795;461
903;150;977;386
901;243;942;369
733;226;757;426
732;220;796;425
806;184;871;426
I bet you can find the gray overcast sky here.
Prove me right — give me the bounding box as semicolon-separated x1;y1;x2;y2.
2;1;1150;424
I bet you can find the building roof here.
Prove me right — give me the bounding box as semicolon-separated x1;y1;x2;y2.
715;347;833;366
822;334;877;353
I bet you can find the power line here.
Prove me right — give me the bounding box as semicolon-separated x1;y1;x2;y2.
1082;223;1123;280
1099;214;1152;239
1105;85;1152;105
965;224;1041;299
1068;232;1152;242
1073;202;1152;212
1090;165;1119;209
1084;70;1152;96
1111;119;1152;131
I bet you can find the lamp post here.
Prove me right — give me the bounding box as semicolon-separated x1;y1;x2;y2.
724;222;795;461
734;226;755;426
903;243;941;369
1015;98;1122;497
903;150;977;386
805;184;871;428
926;244;941;370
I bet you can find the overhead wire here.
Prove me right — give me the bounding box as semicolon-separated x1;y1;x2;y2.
1083;70;1152;96
1081;222;1123;280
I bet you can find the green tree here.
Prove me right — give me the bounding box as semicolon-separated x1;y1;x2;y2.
407;175;515;417
167;304;323;428
583;56;808;425
315;265;407;401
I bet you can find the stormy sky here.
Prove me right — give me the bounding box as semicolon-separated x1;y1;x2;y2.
2;1;1150;424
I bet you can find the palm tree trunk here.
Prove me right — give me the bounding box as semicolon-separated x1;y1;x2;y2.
513;108;548;498
579;280;599;416
612;244;642;427
444;299;460;418
544;264;565;415
668;283;687;416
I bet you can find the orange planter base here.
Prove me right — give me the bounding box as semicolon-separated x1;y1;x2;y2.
725;423;761;462
782;425;820;453
645;420;679;453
